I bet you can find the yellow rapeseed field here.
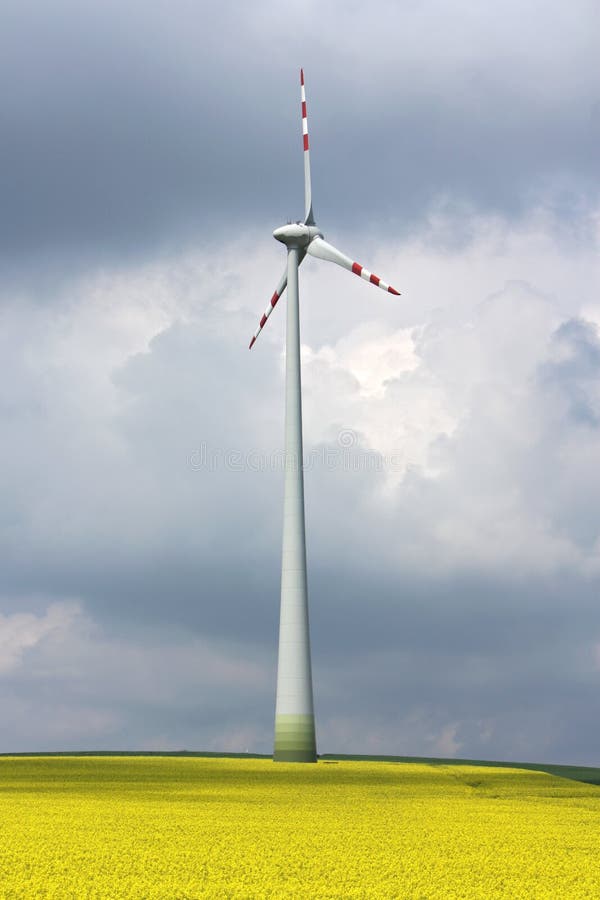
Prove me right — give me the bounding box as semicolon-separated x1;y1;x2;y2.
0;755;599;898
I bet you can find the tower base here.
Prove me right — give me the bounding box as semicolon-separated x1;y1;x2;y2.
273;713;317;763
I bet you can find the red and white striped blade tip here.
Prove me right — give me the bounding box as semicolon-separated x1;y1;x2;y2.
350;262;400;295
249;286;283;349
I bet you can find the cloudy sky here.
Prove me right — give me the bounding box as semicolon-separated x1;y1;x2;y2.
1;0;599;764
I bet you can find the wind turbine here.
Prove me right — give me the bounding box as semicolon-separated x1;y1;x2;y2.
250;70;401;763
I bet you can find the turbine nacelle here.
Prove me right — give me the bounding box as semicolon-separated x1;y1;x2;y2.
273;223;322;248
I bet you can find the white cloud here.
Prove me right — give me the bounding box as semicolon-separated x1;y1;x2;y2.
431;722;463;757
2;205;599;576
0;602;80;674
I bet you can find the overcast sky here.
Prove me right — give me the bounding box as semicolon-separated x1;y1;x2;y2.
1;0;600;764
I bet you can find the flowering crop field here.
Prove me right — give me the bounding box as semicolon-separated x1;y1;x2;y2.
1;756;599;898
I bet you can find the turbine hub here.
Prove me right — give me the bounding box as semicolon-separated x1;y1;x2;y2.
273;222;322;248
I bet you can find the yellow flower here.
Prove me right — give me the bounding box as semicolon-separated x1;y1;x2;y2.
0;756;598;898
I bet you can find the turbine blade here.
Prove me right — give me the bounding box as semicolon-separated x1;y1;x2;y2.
248;253;306;349
249;270;287;349
301;69;314;225
306;237;401;295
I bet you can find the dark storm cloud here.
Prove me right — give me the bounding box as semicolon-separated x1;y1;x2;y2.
2;565;598;762
0;0;598;268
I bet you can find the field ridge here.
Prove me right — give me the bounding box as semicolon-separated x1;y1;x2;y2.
1;749;599;785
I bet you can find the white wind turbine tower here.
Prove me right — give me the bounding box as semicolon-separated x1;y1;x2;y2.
250;70;401;762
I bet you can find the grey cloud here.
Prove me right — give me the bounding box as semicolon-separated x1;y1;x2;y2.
0;0;598;272
2;576;598;764
539;318;600;427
